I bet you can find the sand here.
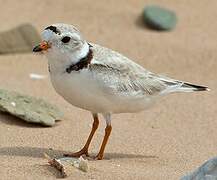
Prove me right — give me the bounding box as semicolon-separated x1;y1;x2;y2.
0;0;216;179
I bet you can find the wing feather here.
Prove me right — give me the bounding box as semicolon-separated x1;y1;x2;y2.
88;43;175;97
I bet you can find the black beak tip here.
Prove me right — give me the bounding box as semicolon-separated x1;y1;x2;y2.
33;45;42;52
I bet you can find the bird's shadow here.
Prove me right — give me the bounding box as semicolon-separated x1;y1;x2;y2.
0;146;158;178
0;146;158;160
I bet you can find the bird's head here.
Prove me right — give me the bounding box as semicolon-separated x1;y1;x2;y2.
33;23;89;69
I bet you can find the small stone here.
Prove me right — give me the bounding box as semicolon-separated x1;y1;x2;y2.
0;89;63;126
143;5;177;31
77;156;88;172
181;156;217;180
0;23;41;54
29;73;46;80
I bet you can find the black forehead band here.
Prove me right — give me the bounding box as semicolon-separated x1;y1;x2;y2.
45;26;61;35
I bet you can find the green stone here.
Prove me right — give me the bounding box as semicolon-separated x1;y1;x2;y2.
143;5;177;31
0;89;63;126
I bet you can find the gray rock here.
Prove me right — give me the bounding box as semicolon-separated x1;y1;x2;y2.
0;89;63;126
181;157;217;180
0;23;41;54
143;5;177;31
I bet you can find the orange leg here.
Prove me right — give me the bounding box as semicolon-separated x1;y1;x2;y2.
95;125;112;160
64;113;99;157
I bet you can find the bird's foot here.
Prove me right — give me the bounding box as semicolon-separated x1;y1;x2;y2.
84;155;103;161
64;148;89;158
94;153;103;160
64;151;104;160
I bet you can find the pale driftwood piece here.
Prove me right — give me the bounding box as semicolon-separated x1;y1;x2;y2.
44;153;67;178
48;159;67;178
44;153;89;178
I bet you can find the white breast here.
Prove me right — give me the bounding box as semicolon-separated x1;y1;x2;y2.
50;69;114;113
49;67;155;114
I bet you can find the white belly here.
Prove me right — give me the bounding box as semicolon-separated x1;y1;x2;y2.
50;70;155;113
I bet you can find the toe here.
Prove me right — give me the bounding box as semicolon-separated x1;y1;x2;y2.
94;155;103;160
64;150;89;157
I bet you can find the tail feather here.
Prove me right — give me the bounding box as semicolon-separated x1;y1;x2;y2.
160;81;209;94
181;82;209;92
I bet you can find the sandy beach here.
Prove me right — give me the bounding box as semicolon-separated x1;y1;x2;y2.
0;0;216;179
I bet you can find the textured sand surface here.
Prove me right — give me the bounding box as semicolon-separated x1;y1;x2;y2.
0;0;216;179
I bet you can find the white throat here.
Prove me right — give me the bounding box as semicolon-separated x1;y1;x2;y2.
47;42;89;74
72;42;89;64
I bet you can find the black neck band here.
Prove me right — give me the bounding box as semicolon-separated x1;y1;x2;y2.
66;45;93;73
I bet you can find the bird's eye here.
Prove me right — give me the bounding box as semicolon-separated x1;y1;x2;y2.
61;36;71;43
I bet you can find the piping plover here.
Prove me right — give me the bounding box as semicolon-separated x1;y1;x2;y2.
33;23;209;160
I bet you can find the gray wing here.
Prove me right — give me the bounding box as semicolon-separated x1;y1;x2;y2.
89;43;180;97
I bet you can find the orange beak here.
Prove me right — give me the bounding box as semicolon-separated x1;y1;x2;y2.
33;41;50;52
